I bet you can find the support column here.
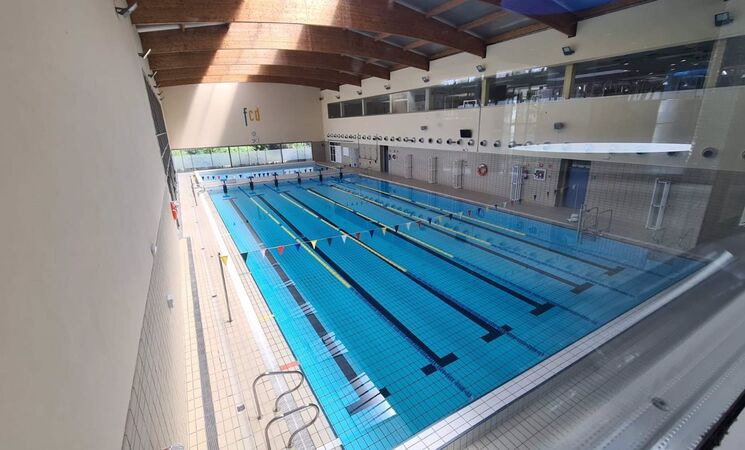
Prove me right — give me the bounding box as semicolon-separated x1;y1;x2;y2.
563;64;575;99
704;39;728;89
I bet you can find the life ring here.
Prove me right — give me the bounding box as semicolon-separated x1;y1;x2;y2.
477;164;488;176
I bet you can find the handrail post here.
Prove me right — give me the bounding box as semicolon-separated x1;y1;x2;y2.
251;370;306;419
264;404;319;450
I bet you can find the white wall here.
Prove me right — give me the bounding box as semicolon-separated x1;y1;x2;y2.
0;1;183;449
162;82;324;148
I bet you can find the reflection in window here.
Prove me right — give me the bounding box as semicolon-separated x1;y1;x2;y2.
430;78;482;110
365;95;390;115
341;99;363;117
573;41;713;98
171;142;313;172
717;35;745;87
327;102;341;119
486;66;565;105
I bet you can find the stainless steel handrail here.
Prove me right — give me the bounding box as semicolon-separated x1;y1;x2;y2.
252;370;306;419
264;404;320;450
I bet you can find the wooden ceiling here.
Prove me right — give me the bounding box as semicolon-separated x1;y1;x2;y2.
133;0;656;91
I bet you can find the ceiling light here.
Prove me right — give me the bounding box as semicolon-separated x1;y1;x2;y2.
562;46;575;56
138;48;152;59
148;71;157;78
115;2;138;17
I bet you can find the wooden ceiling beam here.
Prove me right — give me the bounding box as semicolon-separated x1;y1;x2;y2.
484;22;549;45
457;10;511;32
139;23;431;70
132;0;486;57
148;49;390;79
426;0;468;18
403;39;429;51
479;0;578;36
155;65;361;86
159;75;339;90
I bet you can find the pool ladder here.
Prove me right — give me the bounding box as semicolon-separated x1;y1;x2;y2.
252;370;320;450
577;205;613;242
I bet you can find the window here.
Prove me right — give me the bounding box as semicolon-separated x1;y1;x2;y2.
573;41;714;98
327;102;341;118
429;78;482;110
364;94;390;115
486;66;565;105
341;99;363;117
717;35;745;87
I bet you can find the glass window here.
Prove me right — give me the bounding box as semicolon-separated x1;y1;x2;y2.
390;88;427;113
341;99;363;117
327;102;341;119
573;41;713;98
364;94;390;115
486;66;565;105
717;35;745;87
429;78;482;110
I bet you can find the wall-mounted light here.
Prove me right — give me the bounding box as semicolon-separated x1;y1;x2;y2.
422;75;430;83
480;140;488;146
139;48;152;59
115;2;138;17
476;64;486;73
148;71;157;78
702;147;719;158
562;46;575;56
384;83;391;90
356;89;362;95
715;11;733;27
335;94;340;99
554;122;565;130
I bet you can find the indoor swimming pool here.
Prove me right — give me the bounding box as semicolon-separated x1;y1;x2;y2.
208;174;704;449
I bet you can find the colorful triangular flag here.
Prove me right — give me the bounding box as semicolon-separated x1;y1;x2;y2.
448;213;453;220
369;229;375;238
261;248;267;258
310;240;317;249
467;209;472;217
406;222;411;230
355;232;361;240
381;227;387;236
240;252;248;262
277;245;284;255
427;217;432;224
394;224;400;233
477;207;482;216
341;233;348;243
294;242;301;251
327;237;333;246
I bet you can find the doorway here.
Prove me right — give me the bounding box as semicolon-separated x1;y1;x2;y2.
562;160;591;209
380;145;389;173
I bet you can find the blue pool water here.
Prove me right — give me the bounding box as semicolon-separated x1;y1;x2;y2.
209;174;703;449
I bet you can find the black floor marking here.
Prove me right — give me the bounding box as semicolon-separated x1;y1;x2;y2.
316;187;554;315
228;198;360;381
283;191;509;342
252;193;459;376
315;187;591;294
347;181;625;276
185;238;220;450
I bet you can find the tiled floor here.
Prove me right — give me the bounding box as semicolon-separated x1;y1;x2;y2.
179;174;339;450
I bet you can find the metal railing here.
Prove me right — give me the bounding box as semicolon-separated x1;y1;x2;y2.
577;205;614;242
252;370;307;420
264;404;320;450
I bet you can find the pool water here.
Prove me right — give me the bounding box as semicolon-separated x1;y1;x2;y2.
209;174;703;449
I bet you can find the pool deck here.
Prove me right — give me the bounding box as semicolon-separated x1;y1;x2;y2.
179;173;339;450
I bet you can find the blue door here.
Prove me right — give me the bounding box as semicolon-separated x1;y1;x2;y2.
381;146;389;173
563;160;591;209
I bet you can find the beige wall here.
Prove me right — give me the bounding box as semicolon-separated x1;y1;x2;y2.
0;1;184;449
162;82;324;149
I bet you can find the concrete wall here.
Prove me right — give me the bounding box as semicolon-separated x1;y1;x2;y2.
162;82;324;149
0;1;185;449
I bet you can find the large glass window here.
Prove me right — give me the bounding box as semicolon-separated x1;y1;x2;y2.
171;142;313;172
486;66;565;105
717;35;745;87
429;78;482;110
364;94;390;115
573;41;713;98
327;102;341;118
341;99;363;117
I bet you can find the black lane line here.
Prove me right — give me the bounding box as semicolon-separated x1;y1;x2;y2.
228;198;360;382
252;192;459;376
283;191;509;342
305;188;557;317
347;181;625;276
327;185;641;298
311;187;590;294
186;238;220;450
